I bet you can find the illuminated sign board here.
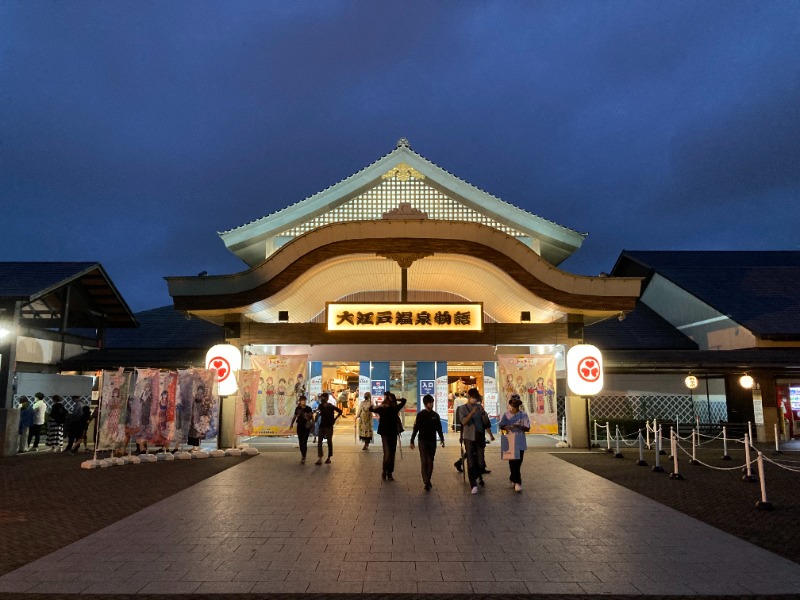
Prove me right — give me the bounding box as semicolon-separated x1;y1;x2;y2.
326;303;483;332
566;344;604;396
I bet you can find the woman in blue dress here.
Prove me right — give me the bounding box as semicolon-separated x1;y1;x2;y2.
498;394;530;492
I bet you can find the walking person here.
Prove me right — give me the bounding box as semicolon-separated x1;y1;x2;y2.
369;392;407;481
498;394;530;492
28;393;47;451
46;395;68;452
455;388;487;494
69;405;93;453
356;392;374;450
454;390;494;485
290;395;314;464
64;402;84;454
315;392;342;465
17;397;34;453
409;394;445;491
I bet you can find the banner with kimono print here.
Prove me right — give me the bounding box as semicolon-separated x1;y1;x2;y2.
234;369;260;437
129;368;159;443
149;371;177;447
175;368;220;444
97;369;132;450
250;355;308;434
497;354;557;434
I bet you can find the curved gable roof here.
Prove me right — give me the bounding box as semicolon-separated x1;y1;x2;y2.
171;220;638;325
219;140;586;267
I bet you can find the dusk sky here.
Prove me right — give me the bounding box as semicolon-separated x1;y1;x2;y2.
2;2;798;313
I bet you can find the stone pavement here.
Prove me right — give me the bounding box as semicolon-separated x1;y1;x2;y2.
2;433;800;597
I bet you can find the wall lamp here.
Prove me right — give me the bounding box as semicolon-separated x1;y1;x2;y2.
739;373;754;389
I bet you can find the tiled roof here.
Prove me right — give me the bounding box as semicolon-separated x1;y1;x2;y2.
103;306;223;349
585;301;698;350
612;251;800;337
60;306;224;370
0;262;99;298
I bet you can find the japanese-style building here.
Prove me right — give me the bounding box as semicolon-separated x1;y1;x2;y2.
167;138;642;447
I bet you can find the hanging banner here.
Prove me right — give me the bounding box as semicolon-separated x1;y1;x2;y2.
250;355;308;434
497;354;557;434
129;368;159;444
97;369;132;450
149;371;177;447
234;369;260;436
176;368;220;444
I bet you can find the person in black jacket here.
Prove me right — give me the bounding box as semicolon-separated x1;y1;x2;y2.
369;392;407;481
315;392;342;465
410;394;445;491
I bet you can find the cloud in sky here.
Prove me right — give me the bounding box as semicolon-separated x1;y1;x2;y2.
1;1;798;311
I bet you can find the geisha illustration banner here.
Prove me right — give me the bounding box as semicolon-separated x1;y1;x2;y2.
497;354;557;434
249;355;308;434
175;369;220;444
234;369;260;437
129;368;159;443
149;371;177;447
97;369;132;450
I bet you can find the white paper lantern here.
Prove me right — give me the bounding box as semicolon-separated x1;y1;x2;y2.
739;374;754;389
566;344;604;396
685;375;698;389
205;344;242;396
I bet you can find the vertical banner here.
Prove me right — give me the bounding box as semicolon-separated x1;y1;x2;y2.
176;368;220;443
150;371;177;447
129;368;159;444
250;355;308;434
498;354;557;434
97;369;132;450
234;369;260;436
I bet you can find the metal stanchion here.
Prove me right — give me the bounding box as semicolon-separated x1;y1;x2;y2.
646;421;651;450
773;423;782;455
592;420;599;448
636;430;648;466
689;428;699;465
605;422;613;453
742;433;757;483
755;452;774;511
658;424;666;455
722;426;731;460
669;429;684;480
614;425;623;458
652;433;664;472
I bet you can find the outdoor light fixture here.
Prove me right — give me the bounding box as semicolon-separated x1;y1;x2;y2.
739;373;754;389
0;326;9;339
278;311;289;322
520;311;531;322
685;374;698;389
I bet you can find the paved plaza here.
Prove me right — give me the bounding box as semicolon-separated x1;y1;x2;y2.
2;433;800;597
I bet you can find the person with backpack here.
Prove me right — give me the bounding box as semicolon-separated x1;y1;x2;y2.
46;395;68;452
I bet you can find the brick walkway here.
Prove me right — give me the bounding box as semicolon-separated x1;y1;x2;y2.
1;432;799;598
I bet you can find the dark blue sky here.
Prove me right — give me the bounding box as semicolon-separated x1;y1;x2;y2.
2;1;798;312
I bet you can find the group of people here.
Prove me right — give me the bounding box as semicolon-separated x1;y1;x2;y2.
288;387;530;493
17;393;95;454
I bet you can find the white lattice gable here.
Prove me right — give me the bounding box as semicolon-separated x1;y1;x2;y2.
220;140;586;267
